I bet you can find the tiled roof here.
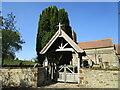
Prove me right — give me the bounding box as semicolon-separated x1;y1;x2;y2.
78;38;114;49
115;44;120;55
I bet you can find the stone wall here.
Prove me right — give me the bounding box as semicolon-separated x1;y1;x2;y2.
0;67;46;88
72;47;119;67
80;68;120;88
83;47;119;66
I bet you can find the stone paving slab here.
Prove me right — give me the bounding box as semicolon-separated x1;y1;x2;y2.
40;82;81;88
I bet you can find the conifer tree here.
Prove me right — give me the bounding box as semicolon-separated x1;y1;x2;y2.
36;5;72;65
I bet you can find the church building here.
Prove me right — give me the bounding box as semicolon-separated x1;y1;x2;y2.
77;39;120;67
40;23;120;68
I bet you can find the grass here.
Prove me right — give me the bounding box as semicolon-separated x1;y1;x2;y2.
92;66;100;68
92;65;119;69
101;66;119;69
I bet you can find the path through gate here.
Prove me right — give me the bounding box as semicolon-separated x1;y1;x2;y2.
57;65;78;83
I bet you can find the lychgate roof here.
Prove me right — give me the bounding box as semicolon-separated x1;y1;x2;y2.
40;23;84;54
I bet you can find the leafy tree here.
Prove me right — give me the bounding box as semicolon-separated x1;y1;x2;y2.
15;57;19;60
0;16;2;65
36;6;72;65
2;13;25;61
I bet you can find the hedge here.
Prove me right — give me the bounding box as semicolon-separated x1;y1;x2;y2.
3;59;40;66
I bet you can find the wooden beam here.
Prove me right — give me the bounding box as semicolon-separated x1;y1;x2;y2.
55;48;74;52
63;43;68;48
58;67;64;72
61;38;63;47
62;30;84;53
66;67;74;73
58;43;68;49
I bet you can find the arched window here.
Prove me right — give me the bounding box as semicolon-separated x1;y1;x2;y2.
98;55;102;63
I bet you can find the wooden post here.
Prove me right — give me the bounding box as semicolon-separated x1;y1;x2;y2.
48;61;51;80
51;62;54;80
44;54;48;81
76;52;80;86
64;64;66;83
73;67;75;73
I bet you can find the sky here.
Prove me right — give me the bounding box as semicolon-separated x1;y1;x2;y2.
2;2;118;60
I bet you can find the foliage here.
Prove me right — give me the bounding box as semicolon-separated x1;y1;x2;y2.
36;5;72;65
2;12;25;60
3;59;40;66
3;59;21;65
0;16;2;26
15;57;19;60
21;61;40;66
0;16;2;65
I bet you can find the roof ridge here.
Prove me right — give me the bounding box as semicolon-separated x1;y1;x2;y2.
78;38;112;44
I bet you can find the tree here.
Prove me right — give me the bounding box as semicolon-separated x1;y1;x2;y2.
36;6;72;65
0;15;2;65
2;12;25;61
58;8;72;38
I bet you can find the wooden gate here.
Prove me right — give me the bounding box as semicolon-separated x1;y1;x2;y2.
57;65;78;83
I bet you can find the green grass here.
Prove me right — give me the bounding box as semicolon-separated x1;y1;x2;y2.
92;66;100;68
102;66;119;69
112;66;120;69
92;65;119;69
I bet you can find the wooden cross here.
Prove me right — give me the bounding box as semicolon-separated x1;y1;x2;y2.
57;22;63;31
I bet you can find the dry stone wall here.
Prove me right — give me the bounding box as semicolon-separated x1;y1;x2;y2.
80;68;120;88
1;67;120;88
0;67;45;88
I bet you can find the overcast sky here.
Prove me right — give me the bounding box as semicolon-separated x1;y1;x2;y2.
2;2;118;60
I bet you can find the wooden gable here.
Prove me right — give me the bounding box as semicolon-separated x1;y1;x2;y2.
40;23;84;54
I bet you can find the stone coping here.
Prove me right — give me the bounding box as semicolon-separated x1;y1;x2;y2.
80;68;120;71
0;67;44;69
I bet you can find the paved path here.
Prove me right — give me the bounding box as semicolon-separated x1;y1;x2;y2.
2;82;86;90
40;82;85;88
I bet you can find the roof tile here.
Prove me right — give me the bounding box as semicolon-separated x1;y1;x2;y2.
78;38;113;49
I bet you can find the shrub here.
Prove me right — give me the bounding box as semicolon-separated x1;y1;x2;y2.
3;59;41;66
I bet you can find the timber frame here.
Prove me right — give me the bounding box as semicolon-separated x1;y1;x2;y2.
39;23;85;85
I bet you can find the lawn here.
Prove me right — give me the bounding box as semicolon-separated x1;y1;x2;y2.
92;65;119;69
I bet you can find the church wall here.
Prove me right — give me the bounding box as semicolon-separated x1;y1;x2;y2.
82;47;119;66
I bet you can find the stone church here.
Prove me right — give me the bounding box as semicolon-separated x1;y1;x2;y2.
40;23;119;84
40;23;120;68
72;32;120;68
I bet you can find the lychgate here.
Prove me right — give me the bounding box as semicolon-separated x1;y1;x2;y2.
39;23;86;85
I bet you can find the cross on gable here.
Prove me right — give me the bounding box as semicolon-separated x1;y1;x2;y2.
57;22;63;31
40;24;84;54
